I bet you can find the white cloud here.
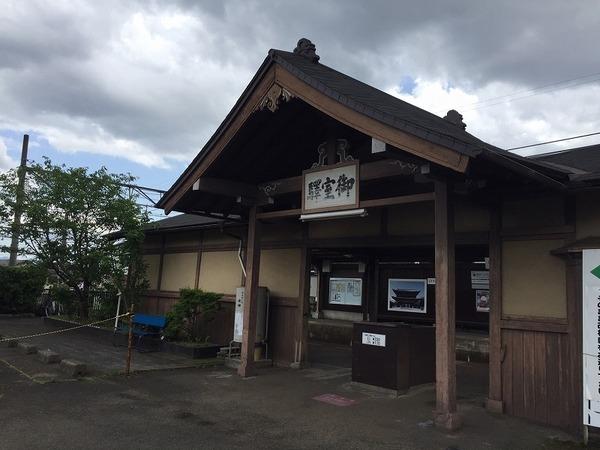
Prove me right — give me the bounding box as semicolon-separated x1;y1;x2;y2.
1;0;600;170
0;138;16;171
390;79;600;155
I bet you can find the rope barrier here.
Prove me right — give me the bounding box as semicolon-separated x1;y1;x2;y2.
0;312;131;343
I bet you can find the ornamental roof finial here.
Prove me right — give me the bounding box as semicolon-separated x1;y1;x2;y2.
293;38;320;63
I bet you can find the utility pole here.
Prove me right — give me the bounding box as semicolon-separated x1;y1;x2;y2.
8;134;29;266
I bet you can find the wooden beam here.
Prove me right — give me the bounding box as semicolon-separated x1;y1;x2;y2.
193;177;260;198
486;204;504;413
193;177;272;206
238;205;262;377
256;192;434;220
156;234;166;291
257;208;302;220
257;158;421;197
433;180;461;430
359;192;434;209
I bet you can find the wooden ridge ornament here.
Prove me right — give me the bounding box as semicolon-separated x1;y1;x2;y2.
257;84;294;113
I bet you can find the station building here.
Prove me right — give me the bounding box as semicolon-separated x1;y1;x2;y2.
141;39;600;432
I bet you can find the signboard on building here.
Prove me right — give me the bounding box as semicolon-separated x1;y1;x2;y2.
362;332;386;347
471;270;489;289
302;161;359;213
387;278;427;313
475;289;490;312
329;277;362;306
583;249;600;427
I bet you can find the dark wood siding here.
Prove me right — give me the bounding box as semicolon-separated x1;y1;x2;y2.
268;301;298;366
501;329;577;429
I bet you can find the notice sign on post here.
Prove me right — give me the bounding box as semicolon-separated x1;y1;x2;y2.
583;249;600;426
362;332;386;347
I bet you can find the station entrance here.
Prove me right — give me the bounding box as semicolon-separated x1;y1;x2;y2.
307;244;490;394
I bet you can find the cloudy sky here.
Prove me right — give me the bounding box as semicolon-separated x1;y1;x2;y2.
1;0;600;206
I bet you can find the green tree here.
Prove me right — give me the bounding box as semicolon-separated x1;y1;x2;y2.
0;158;148;318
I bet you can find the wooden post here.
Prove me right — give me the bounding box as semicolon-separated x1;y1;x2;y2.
8;134;29;267
326;135;337;166
238;205;261;377
292;243;311;368
486;204;504;413
433;180;461;430
125;304;135;376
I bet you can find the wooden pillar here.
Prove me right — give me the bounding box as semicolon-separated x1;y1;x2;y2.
238;205;261;377
486;205;504;413
433;180;461;430
293;243;311;368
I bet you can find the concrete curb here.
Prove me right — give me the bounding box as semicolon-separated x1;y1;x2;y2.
60;359;87;377
38;349;61;364
17;342;37;354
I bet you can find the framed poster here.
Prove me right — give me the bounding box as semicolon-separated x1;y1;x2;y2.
302;161;359;214
475;289;490;313
387;278;427;313
329;277;362;306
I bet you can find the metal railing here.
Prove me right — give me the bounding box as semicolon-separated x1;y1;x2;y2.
38;289;119;321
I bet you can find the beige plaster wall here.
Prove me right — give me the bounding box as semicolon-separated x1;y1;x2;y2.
576;191;600;239
502;239;566;318
388;202;434;235
309;210;381;239
142;254;161;290
160;252;197;292
502;197;564;229
258;248;302;298
198;251;242;295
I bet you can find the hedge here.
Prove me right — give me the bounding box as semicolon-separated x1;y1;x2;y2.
0;263;47;314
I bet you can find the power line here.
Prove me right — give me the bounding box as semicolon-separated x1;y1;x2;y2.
506;131;600;151
435;70;600;114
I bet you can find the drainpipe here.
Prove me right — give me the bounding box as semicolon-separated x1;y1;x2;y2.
223;230;246;278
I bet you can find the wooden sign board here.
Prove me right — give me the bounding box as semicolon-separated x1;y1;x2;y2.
302;161;359;214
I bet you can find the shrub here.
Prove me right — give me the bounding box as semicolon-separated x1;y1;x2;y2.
47;285;77;316
0;263;46;314
164;288;221;342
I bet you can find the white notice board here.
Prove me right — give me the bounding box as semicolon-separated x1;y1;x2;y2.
583;249;600;426
329;277;362;306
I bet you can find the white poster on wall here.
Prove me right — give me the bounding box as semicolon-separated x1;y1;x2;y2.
329;277;362;306
583;249;600;426
471;270;489;290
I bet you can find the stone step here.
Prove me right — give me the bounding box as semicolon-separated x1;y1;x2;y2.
59;359;87;377
17;342;37;354
38;349;61;364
